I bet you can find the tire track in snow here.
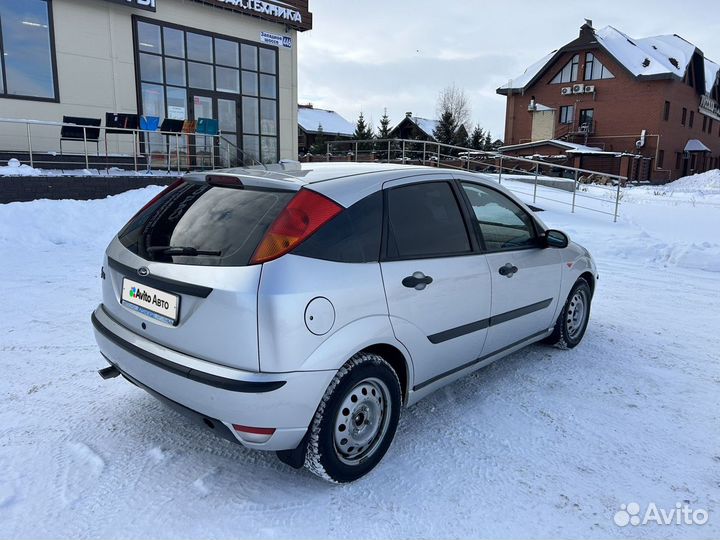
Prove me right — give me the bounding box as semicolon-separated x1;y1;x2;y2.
55;442;105;508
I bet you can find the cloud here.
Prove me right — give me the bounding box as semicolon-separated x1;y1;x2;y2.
298;0;720;140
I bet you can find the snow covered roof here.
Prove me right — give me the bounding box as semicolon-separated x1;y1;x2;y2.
598;27;694;79
406;116;439;137
387;116;441;139
684;139;711;152
704;59;720;94
298;107;354;136
499;139;602;154
531;103;555;111
499;24;718;95
498;50;558;92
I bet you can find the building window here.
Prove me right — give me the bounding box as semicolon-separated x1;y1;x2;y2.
657;150;664;169
663;101;670;121
551;54;580;84
134;18;279;164
689;110;694;128
702;115;708;132
583;53;615;80
681;107;687;126
579;109;594;132
675;152;682;170
0;0;58;101
709;118;714;134
559;105;574;124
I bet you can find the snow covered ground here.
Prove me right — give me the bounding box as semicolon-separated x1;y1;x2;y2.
1;171;719;539
0;161;179;178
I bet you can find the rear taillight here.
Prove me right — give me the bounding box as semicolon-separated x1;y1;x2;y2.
128;179;184;221
250;189;342;264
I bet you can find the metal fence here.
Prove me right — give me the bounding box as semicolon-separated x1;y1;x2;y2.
0;117;252;174
325;138;626;222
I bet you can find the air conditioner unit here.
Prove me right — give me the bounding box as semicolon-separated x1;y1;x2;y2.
584;85;596;93
572;84;585;94
561;87;572;95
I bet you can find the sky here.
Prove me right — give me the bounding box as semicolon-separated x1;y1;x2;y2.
297;0;720;141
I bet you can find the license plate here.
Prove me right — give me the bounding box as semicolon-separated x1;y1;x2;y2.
121;278;180;326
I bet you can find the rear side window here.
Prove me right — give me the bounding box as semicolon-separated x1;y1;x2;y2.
293;191;382;263
385;181;471;259
118;181;293;266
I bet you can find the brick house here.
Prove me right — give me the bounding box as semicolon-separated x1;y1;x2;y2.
497;22;720;183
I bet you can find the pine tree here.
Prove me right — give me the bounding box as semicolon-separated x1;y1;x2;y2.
354;112;374;154
470;125;485;150
309;123;327;155
483;132;493;151
433;111;458;146
377;109;391;139
455;125;470;149
353;112;374;140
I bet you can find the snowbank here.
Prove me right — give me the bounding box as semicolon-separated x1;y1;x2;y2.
623;169;720;205
0;158;180;177
0;186;161;250
659;169;720;194
0;159;43;177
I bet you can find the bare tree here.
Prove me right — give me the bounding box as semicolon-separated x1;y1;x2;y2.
436;84;471;129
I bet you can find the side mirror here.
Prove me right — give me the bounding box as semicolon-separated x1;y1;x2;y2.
543;229;569;249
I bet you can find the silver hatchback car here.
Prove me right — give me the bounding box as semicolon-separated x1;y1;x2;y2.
92;162;597;482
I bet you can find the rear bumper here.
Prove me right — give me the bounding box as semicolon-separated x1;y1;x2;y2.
91;304;335;451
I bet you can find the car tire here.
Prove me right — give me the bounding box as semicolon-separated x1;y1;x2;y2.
304;352;401;483
545;278;592;349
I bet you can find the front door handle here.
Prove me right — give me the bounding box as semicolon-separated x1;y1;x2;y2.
498;263;518;278
402;271;434;290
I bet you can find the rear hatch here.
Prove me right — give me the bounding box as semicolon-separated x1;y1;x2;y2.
102;177;296;372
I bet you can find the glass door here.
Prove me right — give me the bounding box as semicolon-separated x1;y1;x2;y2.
190;92;241;168
217;98;240;167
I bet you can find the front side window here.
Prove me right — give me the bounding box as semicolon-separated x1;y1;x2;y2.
461;183;537;252
0;0;57;100
386;182;471;259
550;54;579;84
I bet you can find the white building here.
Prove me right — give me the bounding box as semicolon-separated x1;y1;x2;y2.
0;0;313;164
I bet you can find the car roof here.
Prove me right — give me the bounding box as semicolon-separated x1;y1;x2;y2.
190;162;514;209
217;162;430;184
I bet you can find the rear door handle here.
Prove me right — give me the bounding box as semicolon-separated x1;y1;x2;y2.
498;263;518;277
402;272;434;290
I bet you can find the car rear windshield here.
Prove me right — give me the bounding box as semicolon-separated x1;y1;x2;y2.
118;181;294;266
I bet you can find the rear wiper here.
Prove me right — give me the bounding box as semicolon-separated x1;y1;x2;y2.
146;245;221;256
